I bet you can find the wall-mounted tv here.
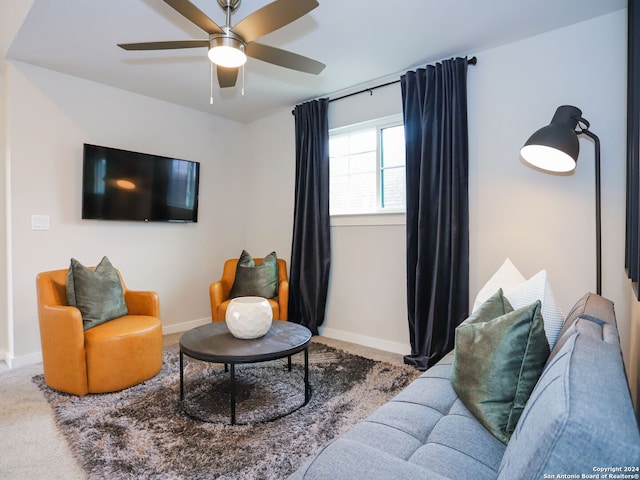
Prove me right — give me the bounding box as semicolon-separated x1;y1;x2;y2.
82;144;200;223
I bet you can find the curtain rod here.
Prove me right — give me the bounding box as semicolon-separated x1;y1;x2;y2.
329;56;477;104
292;56;477;115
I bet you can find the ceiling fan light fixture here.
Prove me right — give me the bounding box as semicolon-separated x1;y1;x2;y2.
208;35;246;68
119;0;325;90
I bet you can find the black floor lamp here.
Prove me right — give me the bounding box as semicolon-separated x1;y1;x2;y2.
520;105;602;295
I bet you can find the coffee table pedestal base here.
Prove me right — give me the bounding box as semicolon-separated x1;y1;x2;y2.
178;321;312;425
179;347;310;425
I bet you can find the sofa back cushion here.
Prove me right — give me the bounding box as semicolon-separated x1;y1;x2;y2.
497;294;640;478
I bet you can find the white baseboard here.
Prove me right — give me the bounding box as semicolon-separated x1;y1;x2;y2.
0;348;7;369
162;317;211;335
4;320;406;369
4;350;43;369
319;327;411;356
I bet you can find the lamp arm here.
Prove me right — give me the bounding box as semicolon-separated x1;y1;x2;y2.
576;116;591;130
578;128;602;296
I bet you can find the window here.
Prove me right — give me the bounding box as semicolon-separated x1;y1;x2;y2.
329;115;405;216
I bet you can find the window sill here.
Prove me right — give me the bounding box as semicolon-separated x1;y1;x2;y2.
330;212;406;227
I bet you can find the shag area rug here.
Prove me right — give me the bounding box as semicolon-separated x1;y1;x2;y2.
34;342;419;479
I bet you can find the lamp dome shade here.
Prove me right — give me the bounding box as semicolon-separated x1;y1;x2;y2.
520;105;582;173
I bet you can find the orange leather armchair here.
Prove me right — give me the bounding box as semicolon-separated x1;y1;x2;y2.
36;268;163;396
210;258;289;321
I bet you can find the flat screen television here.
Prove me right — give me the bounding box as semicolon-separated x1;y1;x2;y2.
82;144;200;222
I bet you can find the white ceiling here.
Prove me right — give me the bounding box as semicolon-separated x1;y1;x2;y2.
5;0;626;123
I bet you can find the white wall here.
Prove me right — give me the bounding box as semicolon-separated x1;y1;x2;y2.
0;66;8;360
0;0;35;366
5;61;246;363
244;11;632;367
325;219;409;353
242;109;296;262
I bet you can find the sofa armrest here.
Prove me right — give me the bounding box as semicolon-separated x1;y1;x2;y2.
38;304;89;395
124;290;160;317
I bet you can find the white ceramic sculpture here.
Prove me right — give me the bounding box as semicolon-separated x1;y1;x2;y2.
225;296;273;339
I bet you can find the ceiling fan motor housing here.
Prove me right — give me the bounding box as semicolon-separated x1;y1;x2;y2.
209;29;246;50
218;0;241;13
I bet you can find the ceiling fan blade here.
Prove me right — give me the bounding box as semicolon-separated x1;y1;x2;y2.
232;0;318;44
163;0;223;35
118;40;209;51
217;66;239;88
246;42;325;74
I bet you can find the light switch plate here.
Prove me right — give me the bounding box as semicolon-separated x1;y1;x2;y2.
31;215;50;231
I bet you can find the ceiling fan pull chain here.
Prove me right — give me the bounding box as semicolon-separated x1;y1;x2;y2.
242;64;245;96
210;62;214;105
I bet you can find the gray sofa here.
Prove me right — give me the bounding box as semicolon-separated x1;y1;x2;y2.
290;293;640;479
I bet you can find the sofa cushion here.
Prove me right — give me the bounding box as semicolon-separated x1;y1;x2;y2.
292;351;506;480
550;292;616;362
66;256;128;330
409;413;504;479
497;320;640;478
291;438;447;480
229;250;278;299
451;295;550;444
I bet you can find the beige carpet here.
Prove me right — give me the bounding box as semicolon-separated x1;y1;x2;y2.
0;335;405;479
0;361;86;479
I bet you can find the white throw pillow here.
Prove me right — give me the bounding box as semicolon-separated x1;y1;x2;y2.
504;270;564;349
473;258;526;312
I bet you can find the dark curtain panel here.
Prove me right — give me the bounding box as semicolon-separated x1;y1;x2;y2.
626;0;640;293
289;98;331;335
401;57;470;370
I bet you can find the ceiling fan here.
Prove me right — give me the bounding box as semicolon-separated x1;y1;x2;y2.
118;0;325;88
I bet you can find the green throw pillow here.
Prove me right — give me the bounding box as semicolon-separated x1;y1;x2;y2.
66;256;128;330
468;287;514;321
229;250;279;299
451;290;550;444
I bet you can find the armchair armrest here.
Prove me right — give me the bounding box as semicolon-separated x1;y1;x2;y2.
38;304;89;396
278;279;289;320
124;290;160;317
210;280;231;321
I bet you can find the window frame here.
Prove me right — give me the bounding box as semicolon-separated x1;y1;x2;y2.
329;114;406;220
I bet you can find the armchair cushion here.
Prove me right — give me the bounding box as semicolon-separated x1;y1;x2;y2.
66;256;128;330
229;250;279;299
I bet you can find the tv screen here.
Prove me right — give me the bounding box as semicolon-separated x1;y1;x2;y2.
82;144;200;222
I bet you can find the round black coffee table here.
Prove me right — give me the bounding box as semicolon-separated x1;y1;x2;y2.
179;320;312;425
